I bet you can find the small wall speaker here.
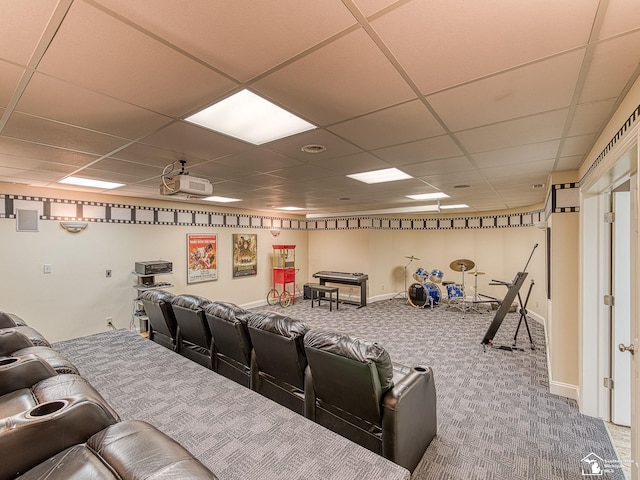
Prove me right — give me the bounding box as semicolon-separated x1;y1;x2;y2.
16;209;39;232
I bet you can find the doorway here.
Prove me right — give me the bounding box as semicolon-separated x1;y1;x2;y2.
580;141;638;479
610;182;631;427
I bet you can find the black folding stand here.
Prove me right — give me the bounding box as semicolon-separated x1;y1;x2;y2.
480;244;538;352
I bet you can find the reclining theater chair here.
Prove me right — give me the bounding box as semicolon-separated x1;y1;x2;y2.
14;420;219;480
139;289;178;350
0;330;78;375
0;311;27;328
246;312;310;414
0;373;120;479
204;302;254;387
171;294;213;368
303;330;437;472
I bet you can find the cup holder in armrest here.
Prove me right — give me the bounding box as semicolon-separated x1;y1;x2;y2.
0;356;19;367
27;400;68;418
413;366;428;373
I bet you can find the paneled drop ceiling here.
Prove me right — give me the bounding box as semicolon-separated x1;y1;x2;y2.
1;0;640;216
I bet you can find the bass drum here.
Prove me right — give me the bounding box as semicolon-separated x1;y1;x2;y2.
408;282;442;308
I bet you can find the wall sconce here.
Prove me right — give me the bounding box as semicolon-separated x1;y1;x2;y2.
60;221;88;233
270;229;281;237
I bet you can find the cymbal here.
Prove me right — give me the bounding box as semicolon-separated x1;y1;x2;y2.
449;259;475;272
471;271;486;276
405;255;420;260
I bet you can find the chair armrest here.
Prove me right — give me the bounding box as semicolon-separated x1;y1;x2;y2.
0;396;118;480
381;366;437;472
0;330;34;356
0;354;57;396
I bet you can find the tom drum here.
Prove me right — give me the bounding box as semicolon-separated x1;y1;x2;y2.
412;267;429;282
429;269;444;283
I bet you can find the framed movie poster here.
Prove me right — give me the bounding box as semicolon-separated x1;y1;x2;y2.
233;233;257;278
187;234;218;284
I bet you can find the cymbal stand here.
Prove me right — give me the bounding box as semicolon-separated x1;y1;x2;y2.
391;256;417;302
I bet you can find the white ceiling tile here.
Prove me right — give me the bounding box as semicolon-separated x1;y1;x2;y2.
427;50;584;132
580;31;640;103
328;100;445;150
0;1;637;214
371;0;599;94
0;0;60;65
0;61;26;108
456;110;569;154
568;100;618;136
16;74;172;139
36;1;237;117
252;29;416;125
92;0;357;82
598;0;640;39
471;141;560;168
3;113;129;155
373;135;463;166
140;122;252;161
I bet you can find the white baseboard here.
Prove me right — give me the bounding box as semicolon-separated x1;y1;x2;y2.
549;380;580;401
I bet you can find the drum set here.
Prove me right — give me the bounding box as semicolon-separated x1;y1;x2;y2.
406;257;484;310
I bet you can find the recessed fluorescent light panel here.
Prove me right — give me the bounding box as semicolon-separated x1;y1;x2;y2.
440;204;469;209
185;89;316;145
203;196;241;203
59;176;124;189
347;168;412;184
275;206;305;211
406;192;450;200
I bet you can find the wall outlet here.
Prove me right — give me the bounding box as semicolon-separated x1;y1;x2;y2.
43;264;52;274
106;317;115;329
106;269;112;278
381;285;385;291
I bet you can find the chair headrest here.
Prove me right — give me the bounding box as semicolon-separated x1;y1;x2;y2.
140;289;176;303
304;330;394;391
247;312;308;339
0;311;27;327
204;302;252;324
171;294;212;310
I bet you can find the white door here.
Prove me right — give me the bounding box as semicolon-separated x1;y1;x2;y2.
611;187;631;426
629;172;639;479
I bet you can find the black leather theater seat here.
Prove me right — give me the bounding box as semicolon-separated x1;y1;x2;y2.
303;330;437;472
15;420;219;480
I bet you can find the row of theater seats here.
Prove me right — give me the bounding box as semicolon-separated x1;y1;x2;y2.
0;311;218;480
140;290;438;472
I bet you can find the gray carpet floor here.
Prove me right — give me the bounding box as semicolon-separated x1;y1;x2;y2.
250;297;624;480
53;297;624;479
53;328;410;480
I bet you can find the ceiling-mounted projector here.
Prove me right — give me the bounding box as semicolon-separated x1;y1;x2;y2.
159;160;213;197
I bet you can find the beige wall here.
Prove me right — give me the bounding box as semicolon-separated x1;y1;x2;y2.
0;210;307;343
548;212;580;387
309;225;547;316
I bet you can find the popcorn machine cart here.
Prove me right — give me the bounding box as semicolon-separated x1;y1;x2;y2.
267;244;296;307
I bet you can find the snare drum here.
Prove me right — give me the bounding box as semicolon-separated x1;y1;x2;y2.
429;269;444;283
446;283;464;299
412;267;429;282
408;282;441;308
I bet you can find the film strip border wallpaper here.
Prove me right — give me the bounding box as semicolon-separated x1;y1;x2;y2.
551;183;580;213
1;194;545;231
580;103;640;187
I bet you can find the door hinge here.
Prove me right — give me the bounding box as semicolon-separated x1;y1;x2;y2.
604;212;615;223
603;377;614;389
604;294;615;306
